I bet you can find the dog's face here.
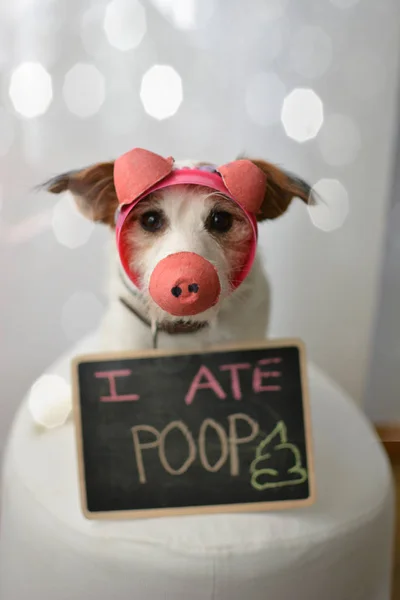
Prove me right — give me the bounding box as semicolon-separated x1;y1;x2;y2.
44;155;312;322
122;184;253;322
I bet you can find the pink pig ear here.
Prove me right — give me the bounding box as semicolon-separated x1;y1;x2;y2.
114;148;174;206
217;159;267;214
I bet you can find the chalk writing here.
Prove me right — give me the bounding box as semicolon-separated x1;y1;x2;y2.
258;358;282;365
250;421;307;491
76;342;312;516
159;421;197;476
131;413;261;483
185;358;283;405
198;418;229;472
219;363;251;400
95;370;140;402
131;424;159;484
185;365;227;405
228;413;259;476
132;421;197;484
253;358;282;393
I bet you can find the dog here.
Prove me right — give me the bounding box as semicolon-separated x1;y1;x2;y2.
44;148;312;353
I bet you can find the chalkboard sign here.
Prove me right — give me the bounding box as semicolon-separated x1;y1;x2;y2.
72;339;315;520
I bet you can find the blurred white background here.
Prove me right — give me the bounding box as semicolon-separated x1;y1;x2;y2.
0;0;399;454
365;127;400;424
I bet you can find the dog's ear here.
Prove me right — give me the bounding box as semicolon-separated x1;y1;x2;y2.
249;159;313;221
114;148;174;206
42;162;118;226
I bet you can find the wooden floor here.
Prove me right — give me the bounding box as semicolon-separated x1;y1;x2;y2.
393;464;400;599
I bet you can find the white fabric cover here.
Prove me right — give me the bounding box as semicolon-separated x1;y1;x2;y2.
0;335;394;600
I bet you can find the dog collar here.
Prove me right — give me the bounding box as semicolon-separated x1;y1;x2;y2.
118;268;208;348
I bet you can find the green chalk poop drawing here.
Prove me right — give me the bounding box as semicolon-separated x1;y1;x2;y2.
250;421;308;491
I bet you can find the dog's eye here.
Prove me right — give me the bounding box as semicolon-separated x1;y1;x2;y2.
140;211;164;232
206;210;233;233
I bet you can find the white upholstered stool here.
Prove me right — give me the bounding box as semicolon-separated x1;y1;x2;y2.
0;335;395;600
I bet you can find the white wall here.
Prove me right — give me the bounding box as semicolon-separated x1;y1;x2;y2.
365;134;400;423
0;0;399;457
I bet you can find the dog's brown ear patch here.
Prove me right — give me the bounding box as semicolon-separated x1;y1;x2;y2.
250;159;313;221
43;162;118;226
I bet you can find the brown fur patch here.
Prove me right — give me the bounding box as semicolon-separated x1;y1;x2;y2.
250;159;312;221
122;194;167;275
43;158;312;228
43;162;118;226
205;195;253;283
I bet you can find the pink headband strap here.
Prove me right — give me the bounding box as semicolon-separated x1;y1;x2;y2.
114;148;264;292
114;148;267;215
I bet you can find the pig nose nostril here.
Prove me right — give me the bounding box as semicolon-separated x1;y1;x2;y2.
171;286;182;298
171;284;199;298
149;253;220;316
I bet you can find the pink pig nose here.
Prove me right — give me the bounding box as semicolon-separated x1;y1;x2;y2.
149;252;221;317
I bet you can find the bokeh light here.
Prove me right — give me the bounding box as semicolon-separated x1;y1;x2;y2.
52;195;95;248
81;5;110;58
9;62;53;118
289;26;332;79
150;0;215;30
61;291;104;342
281;88;324;142
308;178;349;232
104;0;146;51
10;0;66;32
318;114;361;166
245;72;286;127
0;107;14;156
169;0;197;29
28;374;72;429
63;63;105;118
140;65;183;120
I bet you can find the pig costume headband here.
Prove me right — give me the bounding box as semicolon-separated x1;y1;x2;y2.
114;148;267;317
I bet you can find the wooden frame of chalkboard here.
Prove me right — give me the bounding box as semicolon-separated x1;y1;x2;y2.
72;338;315;520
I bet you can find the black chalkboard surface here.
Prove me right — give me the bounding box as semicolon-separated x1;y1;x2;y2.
72;339;315;520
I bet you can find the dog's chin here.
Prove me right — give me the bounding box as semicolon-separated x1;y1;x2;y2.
138;289;222;323
143;292;222;325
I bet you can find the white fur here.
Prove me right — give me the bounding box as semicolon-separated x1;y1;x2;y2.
96;173;271;353
129;187;233;324
100;248;270;352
